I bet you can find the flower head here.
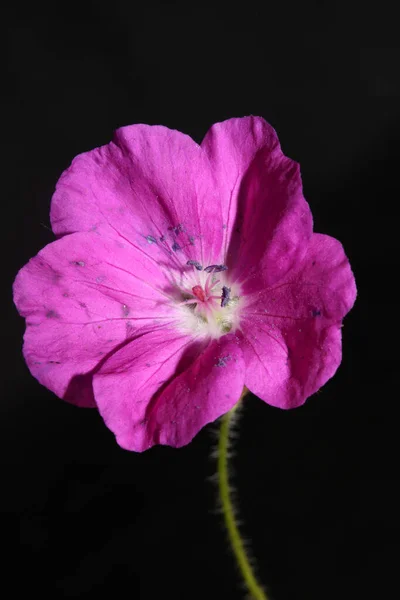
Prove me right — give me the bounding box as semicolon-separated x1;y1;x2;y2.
13;117;356;451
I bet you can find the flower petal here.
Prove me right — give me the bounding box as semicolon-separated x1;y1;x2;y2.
147;333;245;448
241;233;356;408
51;124;223;269
201;116;313;287
93;331;244;451
13;231;177;406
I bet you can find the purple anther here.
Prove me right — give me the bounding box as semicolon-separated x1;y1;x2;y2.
146;235;158;244
221;286;231;307
186;260;203;271
172;242;181;252
204;264;228;273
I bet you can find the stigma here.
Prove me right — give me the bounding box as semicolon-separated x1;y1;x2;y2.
192;285;207;302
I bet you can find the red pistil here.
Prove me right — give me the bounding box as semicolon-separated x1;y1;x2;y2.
192;285;206;302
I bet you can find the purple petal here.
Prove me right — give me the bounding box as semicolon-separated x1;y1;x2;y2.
93;331;244;451
51;124;224;269
13;231;176;406
201;116;313;287
241;233;356;408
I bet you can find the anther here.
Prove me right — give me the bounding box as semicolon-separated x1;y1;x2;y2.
186;260;203;271
221;286;231;307
204;264;228;273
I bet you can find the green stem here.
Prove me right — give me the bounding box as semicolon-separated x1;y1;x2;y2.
217;399;269;600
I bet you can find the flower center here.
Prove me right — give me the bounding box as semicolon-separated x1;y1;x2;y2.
174;262;241;339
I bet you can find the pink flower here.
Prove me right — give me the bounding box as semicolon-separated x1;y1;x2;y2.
13;117;356;451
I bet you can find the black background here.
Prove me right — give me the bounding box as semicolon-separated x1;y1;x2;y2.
3;3;398;599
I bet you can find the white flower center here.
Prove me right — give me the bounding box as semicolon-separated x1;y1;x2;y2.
173;264;242;339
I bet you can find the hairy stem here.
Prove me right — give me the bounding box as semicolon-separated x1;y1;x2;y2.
217;392;268;600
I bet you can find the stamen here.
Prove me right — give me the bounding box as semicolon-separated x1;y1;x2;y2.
186;260;203;271
205;272;220;296
221;286;231;308
204;264;228;273
209;279;220;290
